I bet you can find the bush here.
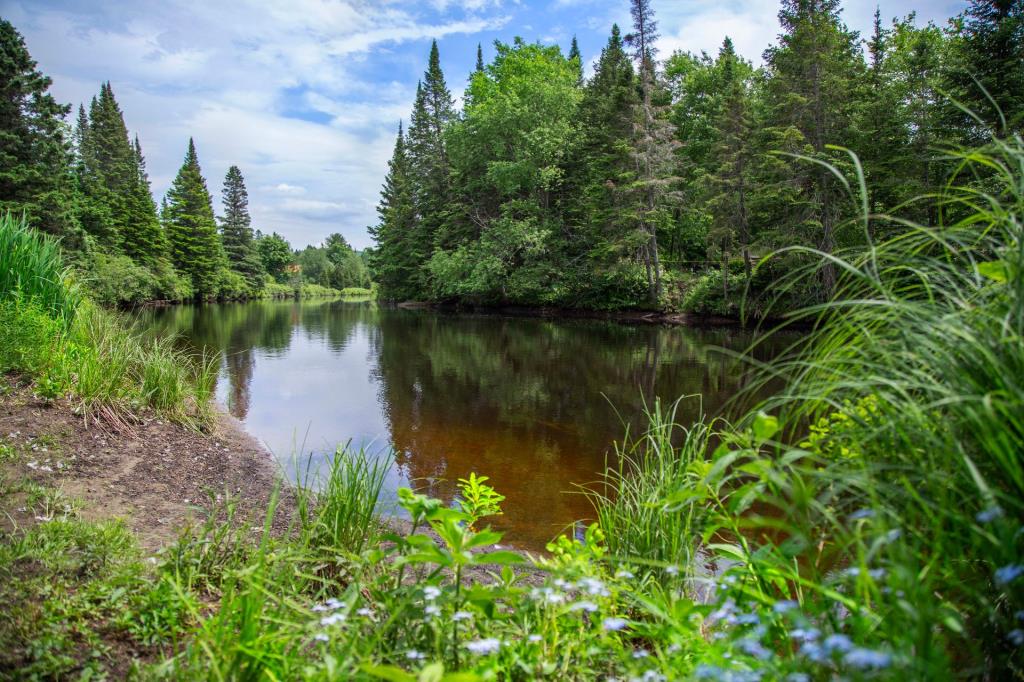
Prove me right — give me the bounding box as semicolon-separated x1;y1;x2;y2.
87;252;161;306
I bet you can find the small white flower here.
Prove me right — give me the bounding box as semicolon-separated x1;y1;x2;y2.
406;650;425;661
569;600;599;613
553;578;571;589
602;617;628;631
312;632;330;642
423;586;442;600
424;604;441;617
615;569;635;580
665;565;680;576
452;611;473;622
667;643;682;654
527;634;542;643
632;648;650;659
579;577;610;597
357;607;374;617
465;638;502;655
319;613;346;627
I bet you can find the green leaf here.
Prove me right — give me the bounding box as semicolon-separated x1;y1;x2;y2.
472;550;524;566
465;529;503;549
361;664;417;682
752;411;779;442
977;260;1008;283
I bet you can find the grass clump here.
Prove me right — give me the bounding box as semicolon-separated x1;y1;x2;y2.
0;213;217;428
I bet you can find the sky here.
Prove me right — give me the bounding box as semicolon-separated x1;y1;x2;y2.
2;0;966;250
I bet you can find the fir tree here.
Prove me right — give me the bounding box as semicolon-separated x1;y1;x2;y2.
475;43;485;73
219;165;264;288
0;19;76;238
124;134;168;265
164;139;225;297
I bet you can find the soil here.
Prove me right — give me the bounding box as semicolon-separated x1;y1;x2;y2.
0;382;286;553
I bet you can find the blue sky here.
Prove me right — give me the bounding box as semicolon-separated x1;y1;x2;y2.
2;0;965;250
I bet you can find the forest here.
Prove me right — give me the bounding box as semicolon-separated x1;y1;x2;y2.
0;24;371;306
371;0;1022;316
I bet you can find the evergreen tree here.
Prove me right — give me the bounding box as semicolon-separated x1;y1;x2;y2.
164;139;225;297
475;43;485;73
574;24;644;302
707;38;756;292
626;0;675;305
762;0;866;298
407;40;456;265
946;0;1024;137
568;35;584;85
219;165;264;288
368;122;418;300
0;19;76;238
124;134;168;265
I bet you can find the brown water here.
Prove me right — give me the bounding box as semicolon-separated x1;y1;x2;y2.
139;300;795;549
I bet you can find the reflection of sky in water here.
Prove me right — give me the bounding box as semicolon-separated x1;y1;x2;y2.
149;300;794;550
214;321;412;515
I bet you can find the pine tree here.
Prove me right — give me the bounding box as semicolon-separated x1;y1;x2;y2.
406;40;456;277
568;35;584;85
164;139;226;297
369;122;418;300
576;24;640;282
626;0;676;305
762;0;866;298
0;19;76;238
124;134;168;265
219;165;264;288
707;38;755;294
475;43;485;73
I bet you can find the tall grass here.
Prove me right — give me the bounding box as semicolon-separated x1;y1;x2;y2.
0;212;217;427
0;212;80;324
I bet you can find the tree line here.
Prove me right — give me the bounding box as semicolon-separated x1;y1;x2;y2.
0;19;369;305
370;0;1022;315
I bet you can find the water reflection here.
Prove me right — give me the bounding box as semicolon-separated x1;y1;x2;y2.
140;300;789;548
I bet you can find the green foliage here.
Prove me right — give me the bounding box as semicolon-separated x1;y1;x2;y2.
256;231;293;282
455;473;504;529
0;212;80;323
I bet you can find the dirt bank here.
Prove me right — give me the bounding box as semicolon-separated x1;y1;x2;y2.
0;383;284;552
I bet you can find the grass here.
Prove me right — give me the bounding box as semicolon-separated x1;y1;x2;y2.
0;213;218;429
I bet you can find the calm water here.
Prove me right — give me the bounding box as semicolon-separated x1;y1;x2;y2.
140;300;793;549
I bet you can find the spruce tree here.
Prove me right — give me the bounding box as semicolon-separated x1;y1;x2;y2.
762;0;866;298
407;41;455;266
164;139;226;297
124;134;168;265
369;122;418;300
0;19;76;237
568;35;584;85
475;43;485;73
946;0;1024;137
219;165;264;288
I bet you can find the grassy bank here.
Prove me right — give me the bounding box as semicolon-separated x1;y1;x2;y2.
2;135;1023;679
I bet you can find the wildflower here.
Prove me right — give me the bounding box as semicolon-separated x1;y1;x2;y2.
406;650;425;661
312;632;329;642
995;564;1024;586
319;613;346;627
528;634;542;643
844;647;892;669
569;600;599;613
356;607;374;617
976;506;1004;523
735;612;760;625
465;638;501;655
665;564;680;576
553;578;572;589
602;617;628;631
666;643;682;654
885;528;902;542
800;641;827;663
1009;629;1024;647
823;634;853;653
848;508;875;521
629;671;666;682
615;569;635;580
452;610;473;622
580;577;610;597
789;627;820;642
423;585;442;600
632;648;650;659
773;600;799;614
424;604;440;617
738;638;773;660
707;599;736;626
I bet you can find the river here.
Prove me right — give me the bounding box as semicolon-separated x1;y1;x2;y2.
139;299;792;549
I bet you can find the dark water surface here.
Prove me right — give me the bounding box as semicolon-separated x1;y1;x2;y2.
140;300;794;549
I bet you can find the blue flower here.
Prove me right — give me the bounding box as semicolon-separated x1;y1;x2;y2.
995;564;1024;586
738;638;773;660
848;508;875;521
773;600;799;614
976;506;1004;523
823;634;853;653
844;647;892;669
602;617;628;631
1009;629;1024;646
